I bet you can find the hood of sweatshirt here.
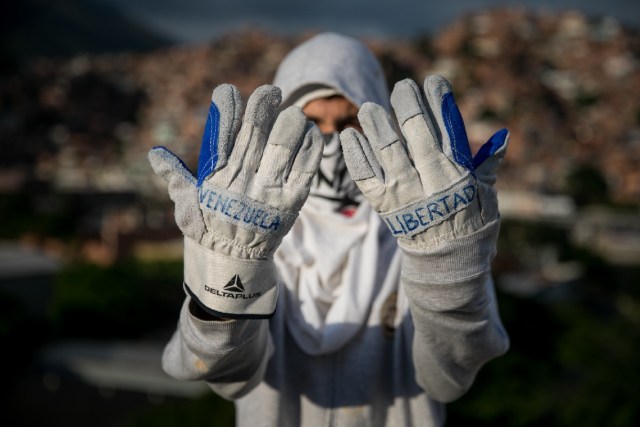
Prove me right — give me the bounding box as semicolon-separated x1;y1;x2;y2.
273;32;390;111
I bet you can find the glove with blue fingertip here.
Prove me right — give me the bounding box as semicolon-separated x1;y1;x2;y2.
148;84;323;319
339;74;508;251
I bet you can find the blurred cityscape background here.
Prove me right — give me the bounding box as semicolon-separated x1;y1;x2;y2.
1;0;640;426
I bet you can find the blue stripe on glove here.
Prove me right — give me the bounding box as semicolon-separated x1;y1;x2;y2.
442;92;473;171
197;101;221;188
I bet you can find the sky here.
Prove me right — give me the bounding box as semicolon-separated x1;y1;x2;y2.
102;0;640;44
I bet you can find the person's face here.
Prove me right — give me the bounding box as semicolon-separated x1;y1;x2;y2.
302;95;361;134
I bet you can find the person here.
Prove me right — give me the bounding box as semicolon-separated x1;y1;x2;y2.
149;32;510;427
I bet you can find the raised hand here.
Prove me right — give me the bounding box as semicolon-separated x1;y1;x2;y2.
149;84;322;318
340;75;508;248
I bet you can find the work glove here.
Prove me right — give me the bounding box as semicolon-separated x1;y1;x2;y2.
148;84;323;318
340;74;508;250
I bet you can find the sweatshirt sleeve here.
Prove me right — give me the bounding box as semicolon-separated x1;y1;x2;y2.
400;218;510;403
161;297;273;400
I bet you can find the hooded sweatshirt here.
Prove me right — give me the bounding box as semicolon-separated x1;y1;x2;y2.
161;32;509;427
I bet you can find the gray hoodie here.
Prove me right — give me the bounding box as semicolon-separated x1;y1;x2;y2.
161;32;509;427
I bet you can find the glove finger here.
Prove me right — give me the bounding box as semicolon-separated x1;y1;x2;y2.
289;122;323;175
148;146;205;240
340;127;385;201
284;123;323;209
390;77;440;150
391;78;460;193
149;145;196;184
243;85;283;133
423;75;474;171
222;85;282;190
357;102;416;181
340;128;377;181
473;128;509;185
254;106;307;193
196;84;242;187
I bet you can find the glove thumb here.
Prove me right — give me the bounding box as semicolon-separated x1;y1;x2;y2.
148;146;206;241
473;128;509;186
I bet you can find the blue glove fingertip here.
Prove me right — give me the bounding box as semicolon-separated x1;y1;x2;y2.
472;128;508;170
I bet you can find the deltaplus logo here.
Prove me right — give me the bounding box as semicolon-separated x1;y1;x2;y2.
204;275;262;299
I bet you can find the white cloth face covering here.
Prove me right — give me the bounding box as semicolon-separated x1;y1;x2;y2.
308;131;364;213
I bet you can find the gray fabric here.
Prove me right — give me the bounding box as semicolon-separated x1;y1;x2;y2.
340;128;376;181
389;76;431;127
357;103;401;150
162;220;509;426
273;32;390;111
210;83;243;173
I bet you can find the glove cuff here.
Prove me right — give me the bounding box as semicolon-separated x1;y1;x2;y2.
183;237;278;319
400;218;500;284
